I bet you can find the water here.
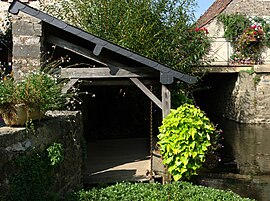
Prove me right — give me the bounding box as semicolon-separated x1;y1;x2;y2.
195;117;270;201
216;118;270;175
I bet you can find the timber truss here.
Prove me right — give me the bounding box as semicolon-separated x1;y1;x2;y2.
9;0;197;118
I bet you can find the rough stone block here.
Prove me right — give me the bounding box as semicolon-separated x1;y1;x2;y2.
13;36;40;46
0;111;83;198
12;21;42;36
13;44;41;58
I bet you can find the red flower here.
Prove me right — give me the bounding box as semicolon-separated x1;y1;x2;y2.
195;27;209;34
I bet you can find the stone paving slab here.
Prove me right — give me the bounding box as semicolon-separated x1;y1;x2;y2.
82;138;151;184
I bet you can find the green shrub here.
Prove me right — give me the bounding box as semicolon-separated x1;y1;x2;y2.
69;182;254;201
157;104;220;181
7;143;64;201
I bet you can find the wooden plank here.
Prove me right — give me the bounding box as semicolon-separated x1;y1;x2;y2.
81;79;158;86
161;84;171;184
61;67;156;78
47;35;108;66
62;78;79;93
130;78;162;109
161;85;171;118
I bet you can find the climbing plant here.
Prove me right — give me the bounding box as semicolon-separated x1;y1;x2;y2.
157;104;221;181
218;14;270;64
7;143;64;201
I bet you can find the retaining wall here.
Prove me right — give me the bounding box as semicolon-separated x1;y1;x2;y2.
0;110;83;199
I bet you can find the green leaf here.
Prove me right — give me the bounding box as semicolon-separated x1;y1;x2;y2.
157;103;221;180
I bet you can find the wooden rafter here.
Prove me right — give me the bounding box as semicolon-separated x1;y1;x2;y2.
61;67;156;79
62;78;79;93
47;35;108;66
130;78;162;109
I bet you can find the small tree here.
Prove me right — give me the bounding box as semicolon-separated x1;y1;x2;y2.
157;104;220;181
41;0;211;72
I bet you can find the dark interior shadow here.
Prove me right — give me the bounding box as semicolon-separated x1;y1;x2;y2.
84;138;150;171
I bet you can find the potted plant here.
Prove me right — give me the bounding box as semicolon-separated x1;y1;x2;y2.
0;70;71;126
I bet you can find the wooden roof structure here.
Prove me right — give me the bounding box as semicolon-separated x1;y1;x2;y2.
197;0;233;28
8;0;199;182
8;0;198;122
9;0;196;85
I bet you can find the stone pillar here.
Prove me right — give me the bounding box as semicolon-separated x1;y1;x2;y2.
11;0;43;79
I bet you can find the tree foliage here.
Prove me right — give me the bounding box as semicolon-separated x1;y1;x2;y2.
41;0;211;72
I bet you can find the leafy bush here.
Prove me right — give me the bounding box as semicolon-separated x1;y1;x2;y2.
18;72;65;112
69;182;254;201
0;58;81;126
157;104;220;181
7;143;64;201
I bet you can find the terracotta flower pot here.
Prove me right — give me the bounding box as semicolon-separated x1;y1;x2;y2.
1;104;45;126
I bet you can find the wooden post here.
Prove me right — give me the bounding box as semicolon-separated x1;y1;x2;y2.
161;84;171;184
162;85;171;119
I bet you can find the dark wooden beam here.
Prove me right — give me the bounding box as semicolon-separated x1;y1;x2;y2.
47;35;108;66
130;78;162;109
81;79;158;86
61;67;156;78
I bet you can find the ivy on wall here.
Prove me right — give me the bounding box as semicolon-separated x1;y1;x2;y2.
218;14;270;64
7;143;64;201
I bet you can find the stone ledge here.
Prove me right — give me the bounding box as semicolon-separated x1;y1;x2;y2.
196;66;254;73
0;110;83;198
254;65;270;73
196;65;270;73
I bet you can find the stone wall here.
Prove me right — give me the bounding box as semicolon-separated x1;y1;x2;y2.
225;0;270;16
0;0;42;79
224;71;270;123
11;1;43;79
203;0;270;66
0;110;83;199
196;71;270;123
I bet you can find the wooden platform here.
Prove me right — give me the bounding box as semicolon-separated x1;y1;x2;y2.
82;138;151;184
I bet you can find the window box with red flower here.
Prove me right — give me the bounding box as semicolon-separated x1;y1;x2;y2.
218;14;270;65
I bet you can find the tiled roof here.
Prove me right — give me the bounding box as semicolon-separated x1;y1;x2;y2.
8;0;197;84
196;0;233;28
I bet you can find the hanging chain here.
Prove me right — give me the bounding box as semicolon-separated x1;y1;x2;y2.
149;85;154;179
